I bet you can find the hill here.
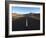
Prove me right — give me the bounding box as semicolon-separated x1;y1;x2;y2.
12;13;40;20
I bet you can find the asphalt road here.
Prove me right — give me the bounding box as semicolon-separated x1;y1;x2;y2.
12;17;40;31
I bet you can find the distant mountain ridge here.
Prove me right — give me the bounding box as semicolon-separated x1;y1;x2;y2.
12;13;40;16
12;13;40;20
12;13;40;17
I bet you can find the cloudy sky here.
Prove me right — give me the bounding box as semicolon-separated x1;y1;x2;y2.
11;6;40;14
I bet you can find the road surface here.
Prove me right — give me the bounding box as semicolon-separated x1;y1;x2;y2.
12;16;40;31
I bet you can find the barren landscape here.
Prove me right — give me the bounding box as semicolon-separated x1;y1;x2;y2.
12;13;40;31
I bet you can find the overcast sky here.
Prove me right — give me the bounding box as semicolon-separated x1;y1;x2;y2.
11;6;40;14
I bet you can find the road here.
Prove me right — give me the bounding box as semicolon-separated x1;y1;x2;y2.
12;16;40;31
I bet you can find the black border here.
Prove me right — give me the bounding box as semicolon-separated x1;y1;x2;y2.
5;1;45;37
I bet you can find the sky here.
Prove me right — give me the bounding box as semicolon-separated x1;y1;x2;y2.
11;6;40;14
